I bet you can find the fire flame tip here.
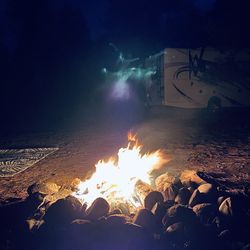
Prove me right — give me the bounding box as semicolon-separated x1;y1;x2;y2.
127;131;137;142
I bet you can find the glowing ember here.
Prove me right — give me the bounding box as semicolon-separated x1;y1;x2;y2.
73;132;167;210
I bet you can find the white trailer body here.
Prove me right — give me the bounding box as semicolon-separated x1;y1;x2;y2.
145;48;250;109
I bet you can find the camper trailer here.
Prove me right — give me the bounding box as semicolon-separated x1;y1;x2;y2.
145;48;250;110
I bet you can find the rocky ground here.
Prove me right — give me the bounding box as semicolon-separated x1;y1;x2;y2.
0;107;249;202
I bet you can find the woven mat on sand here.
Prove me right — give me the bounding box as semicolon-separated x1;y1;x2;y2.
0;148;58;177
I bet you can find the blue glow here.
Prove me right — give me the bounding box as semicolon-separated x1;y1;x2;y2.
111;79;131;100
103;48;156;101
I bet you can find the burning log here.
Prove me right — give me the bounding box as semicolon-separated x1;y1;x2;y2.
134;180;154;206
154;172;175;192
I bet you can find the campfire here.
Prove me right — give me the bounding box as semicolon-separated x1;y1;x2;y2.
73;132;168;212
1;133;250;250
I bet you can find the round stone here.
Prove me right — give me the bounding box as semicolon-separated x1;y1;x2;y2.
144;191;164;210
86;197;110;220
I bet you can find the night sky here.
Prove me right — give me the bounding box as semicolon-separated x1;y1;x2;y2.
0;0;249;132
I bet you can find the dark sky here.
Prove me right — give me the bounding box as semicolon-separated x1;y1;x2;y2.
0;0;249;132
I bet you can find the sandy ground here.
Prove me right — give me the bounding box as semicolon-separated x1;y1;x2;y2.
0;107;250;203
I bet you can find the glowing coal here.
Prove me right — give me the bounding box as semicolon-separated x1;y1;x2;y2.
73;132;168;211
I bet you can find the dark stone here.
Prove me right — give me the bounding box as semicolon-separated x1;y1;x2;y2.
27;182;60;196
133;208;156;232
218;229;232;241
193;203;218;225
198;183;216;195
86;197;110;220
71;219;92;226
189;184;217;207
26;218;44;232
106;214;129;227
109;209;122;215
179;170;207;187
0;193;45;231
218;195;250;242
165;221;204;249
173;177;183;190
217;196;226;207
151;202;168;232
217;229;233;250
165;222;185;243
163;184;179;201
43;195;83;228
189;189;203;207
144;191;164;210
219;197;233;217
175;187;191;205
162;204;196;228
124;223;155;250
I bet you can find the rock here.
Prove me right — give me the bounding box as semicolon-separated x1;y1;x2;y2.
133;208;156;231
70;178;81;191
165;221;202;248
189;184;217;207
109;209;122;215
27;192;46;209
179;170;207;187
165;221;186;245
193;203;218;225
26;218;44;232
144;191;164;210
198;183;216;196
106;214;129;226
218;195;250;241
43;195;83;227
163;200;175;209
155;172;175;192
165;222;185;243
27;182;60;196
217;229;233;250
166;221;184;234
219;197;233;217
218;229;231;241
112;202;130;215
151;202;167;232
162;204;196;228
0;192;47;234
71;219;92;226
86;197;110;220
151;202;167;216
173;177;183;190
189;189;203;207
217;196;226;207
188;186;195;194
163;184;179;201
123;223;154;250
175;187;191;205
135;180;154;203
66;219;95;249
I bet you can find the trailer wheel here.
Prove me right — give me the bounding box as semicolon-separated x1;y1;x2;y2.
207;96;221;113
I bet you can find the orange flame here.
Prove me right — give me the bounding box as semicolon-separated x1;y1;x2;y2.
73;133;167;210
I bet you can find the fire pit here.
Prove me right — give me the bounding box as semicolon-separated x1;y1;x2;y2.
0;133;249;250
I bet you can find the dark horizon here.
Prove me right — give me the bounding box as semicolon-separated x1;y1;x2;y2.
1;0;250;133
